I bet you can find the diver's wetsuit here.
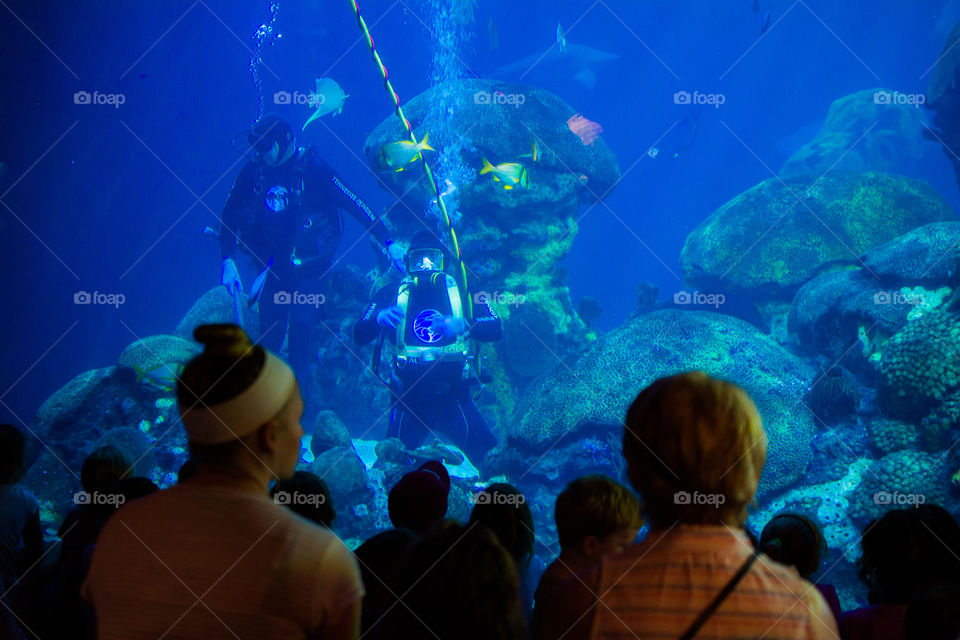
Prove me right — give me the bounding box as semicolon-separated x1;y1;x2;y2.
219;146;390;382
354;279;501;463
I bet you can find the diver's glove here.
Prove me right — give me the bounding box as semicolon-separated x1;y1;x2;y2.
376;306;404;330
386;240;405;274
221;258;243;294
430;315;467;338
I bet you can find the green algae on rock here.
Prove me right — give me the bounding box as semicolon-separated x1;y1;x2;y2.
500;309;816;497
681;172;955;300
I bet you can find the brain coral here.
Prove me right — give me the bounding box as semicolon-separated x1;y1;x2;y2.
681;172;956;299
510;309;816;497
117;335;200;376
847;450;953;526
863;222;960;285
877;309;960;403
867;418;919;455
788;269;910;365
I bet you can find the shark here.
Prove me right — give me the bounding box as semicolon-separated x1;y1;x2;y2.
494;42;620;90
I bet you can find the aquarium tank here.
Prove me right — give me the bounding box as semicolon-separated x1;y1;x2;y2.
2;0;960;636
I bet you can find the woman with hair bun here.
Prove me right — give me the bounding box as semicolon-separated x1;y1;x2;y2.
83;324;362;639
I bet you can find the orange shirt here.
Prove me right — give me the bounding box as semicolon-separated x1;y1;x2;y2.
535;524;839;640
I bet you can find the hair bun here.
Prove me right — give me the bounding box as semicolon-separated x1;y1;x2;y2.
193;324;253;358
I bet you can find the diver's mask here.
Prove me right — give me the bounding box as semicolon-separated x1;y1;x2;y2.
231;131;282;164
232;116;294;166
408;248;444;273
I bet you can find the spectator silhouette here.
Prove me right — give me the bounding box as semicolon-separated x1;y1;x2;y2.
469;482;538;620
841;505;960;640
0;424;43;640
760;513;842;622
82;324;363;639
905;583;960;640
353;528;417;640
387;460;449;535
54;445;133;638
532;474;642;635
535;371;838;640
271;470;335;528
385;520;527;640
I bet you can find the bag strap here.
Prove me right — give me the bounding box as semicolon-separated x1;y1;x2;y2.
678;548;761;640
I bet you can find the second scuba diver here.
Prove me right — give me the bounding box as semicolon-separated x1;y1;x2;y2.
217;114;406;394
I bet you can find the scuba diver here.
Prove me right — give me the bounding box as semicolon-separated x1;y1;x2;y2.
354;231;501;464
218;114;405;389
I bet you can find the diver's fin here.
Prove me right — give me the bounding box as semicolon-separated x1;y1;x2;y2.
248;256;274;307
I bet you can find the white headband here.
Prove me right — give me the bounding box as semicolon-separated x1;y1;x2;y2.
180;351;296;445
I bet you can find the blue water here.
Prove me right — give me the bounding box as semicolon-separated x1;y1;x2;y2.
2;0;957;421
2;0;960;615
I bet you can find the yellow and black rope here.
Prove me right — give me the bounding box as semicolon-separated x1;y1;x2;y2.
349;0;472;318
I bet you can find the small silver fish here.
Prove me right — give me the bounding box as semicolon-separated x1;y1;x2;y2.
760;10;771;34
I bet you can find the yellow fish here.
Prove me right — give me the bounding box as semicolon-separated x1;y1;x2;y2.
519;140;540;163
132;362;184;393
480;158;529;189
380;133;434;171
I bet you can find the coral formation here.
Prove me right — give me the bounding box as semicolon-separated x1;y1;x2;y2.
174;286;259;339
500;305;559;378
116;335;199;374
925;20;960;190
748;457;870;562
498;309;816;497
863;222;960;286
867;418;920;455
847;450;953;526
681;172;955;300
804;366;859;426
789;269;909;374
364;78;619;355
919;390;960;451
780;88;935;179
877;309;960;404
309;410;353;457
